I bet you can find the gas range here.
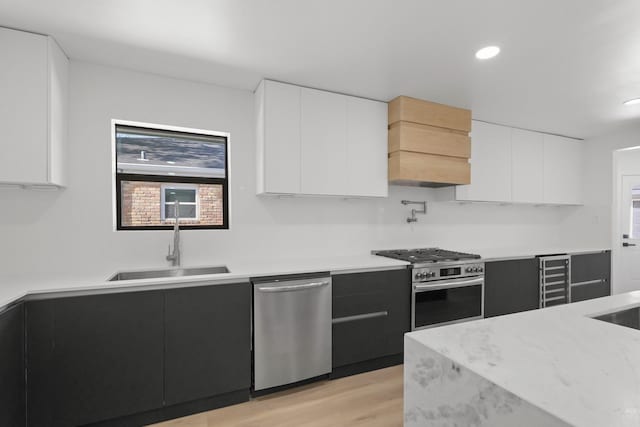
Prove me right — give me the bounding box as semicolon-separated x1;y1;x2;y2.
374;248;485;330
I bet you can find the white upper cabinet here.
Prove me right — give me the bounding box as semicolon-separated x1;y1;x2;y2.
454;120;583;205
0;27;68;187
346;97;388;197
300;87;348;195
255;80;301;194
456;121;512;202
511;128;544;203
543;134;583;205
255;80;388;197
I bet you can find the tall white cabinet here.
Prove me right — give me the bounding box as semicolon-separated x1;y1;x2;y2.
346;97;388;197
455;121;512;202
0;27;69;187
543;134;583;205
455;120;582;205
300;88;348;195
511;128;544;203
255;80;388;197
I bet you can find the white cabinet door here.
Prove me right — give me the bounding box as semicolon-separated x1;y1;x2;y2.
346;97;388;197
456;121;512;202
543;135;583;205
300;88;348;195
0;27;49;184
47;37;69;187
512;128;544;203
259;80;302;194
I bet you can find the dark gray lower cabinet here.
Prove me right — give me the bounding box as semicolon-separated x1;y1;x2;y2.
26;291;165;427
331;269;410;373
571;251;611;303
164;283;251;406
484;258;539;317
0;303;25;427
25;282;251;427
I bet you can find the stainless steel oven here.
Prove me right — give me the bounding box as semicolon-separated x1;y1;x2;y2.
411;260;485;330
372;248;485;331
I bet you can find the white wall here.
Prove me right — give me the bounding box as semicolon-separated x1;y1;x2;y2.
560;121;640;249
0;61;578;279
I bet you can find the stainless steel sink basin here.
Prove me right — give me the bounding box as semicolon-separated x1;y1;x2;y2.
108;266;230;281
593;306;640;331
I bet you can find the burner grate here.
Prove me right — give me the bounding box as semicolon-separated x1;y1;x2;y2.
373;248;481;263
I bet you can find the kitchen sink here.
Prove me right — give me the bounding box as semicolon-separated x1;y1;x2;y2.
592;306;640;331
108;266;230;281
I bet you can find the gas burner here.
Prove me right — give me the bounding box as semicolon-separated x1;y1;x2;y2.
372;248;481;264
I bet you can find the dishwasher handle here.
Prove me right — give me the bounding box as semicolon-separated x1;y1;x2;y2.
256;280;330;293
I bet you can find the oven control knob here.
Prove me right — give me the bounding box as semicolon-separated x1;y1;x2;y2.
430;271;436;277
466;267;472;273
473;267;479;272
479;267;484;272
415;273;421;280
421;272;428;279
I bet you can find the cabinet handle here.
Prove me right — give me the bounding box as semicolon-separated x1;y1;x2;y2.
571;279;604;287
256;281;329;293
332;311;388;324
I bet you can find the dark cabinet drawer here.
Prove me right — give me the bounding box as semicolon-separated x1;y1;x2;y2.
571;252;611;284
484;258;539;317
333;314;392;367
570;252;611;303
571;280;610;303
331;269;410;370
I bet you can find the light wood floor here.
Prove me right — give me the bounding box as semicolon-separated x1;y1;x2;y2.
150;365;403;427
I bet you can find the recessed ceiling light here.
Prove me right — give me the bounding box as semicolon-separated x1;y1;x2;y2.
623;98;640;106
475;46;501;60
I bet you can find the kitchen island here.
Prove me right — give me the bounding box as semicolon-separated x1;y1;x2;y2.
405;291;640;427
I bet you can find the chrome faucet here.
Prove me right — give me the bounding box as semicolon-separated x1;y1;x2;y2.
166;200;181;267
401;200;427;223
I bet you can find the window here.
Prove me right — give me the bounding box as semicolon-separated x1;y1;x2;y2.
632;187;640;239
161;184;198;220
114;121;229;230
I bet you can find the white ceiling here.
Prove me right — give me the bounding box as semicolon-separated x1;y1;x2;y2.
1;0;640;138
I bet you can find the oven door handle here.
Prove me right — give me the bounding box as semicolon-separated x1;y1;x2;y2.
414;277;484;291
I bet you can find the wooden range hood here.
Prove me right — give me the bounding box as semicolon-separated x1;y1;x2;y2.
388;96;471;187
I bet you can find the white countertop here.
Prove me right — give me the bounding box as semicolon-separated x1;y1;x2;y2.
406;292;640;427
475;247;609;261
0;246;611;310
0;254;410;309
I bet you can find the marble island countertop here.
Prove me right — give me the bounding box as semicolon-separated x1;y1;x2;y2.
0;254;410;310
405;292;640;427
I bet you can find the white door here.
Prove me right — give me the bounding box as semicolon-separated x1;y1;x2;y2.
618;175;640;293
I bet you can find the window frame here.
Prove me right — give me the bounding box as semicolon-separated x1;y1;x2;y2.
160;183;199;221
112;119;230;231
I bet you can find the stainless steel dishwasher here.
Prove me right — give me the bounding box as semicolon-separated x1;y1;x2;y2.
252;274;332;391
